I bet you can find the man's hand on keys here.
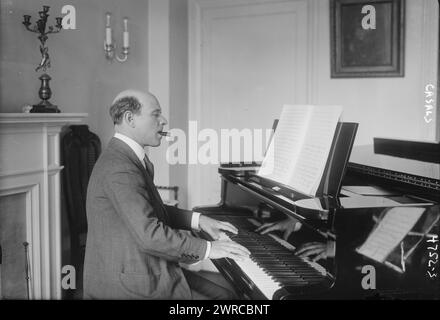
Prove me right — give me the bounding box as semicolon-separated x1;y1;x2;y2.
208;231;250;261
255;217;301;240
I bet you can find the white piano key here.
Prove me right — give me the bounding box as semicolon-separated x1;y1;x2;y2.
246;218;327;276
219;232;282;299
234;257;282;299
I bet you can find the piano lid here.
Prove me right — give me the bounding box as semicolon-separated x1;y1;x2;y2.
349;144;440;180
295;195;433;213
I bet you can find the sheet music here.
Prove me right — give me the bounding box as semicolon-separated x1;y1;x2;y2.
259;104;342;195
289;106;342;195
356;207;425;263
258;105;311;184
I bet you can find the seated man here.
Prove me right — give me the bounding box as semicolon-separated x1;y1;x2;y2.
83;89;250;299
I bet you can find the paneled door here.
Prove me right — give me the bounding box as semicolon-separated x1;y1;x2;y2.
188;0;315;207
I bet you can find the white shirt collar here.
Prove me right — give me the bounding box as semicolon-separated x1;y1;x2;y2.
114;132;146;166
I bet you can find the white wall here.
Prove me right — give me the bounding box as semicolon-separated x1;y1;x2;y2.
170;0;190;209
0;0;151;146
313;0;439;146
147;0;171;189
147;0;191;209
186;0;439;207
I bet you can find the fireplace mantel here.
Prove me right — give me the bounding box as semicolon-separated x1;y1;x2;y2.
0;113;88;125
0;113;88;299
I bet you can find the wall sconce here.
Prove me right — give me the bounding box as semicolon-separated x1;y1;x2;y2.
104;13;130;63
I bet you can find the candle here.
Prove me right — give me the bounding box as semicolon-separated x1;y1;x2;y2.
123;31;129;48
106;13;111;27
123;18;129;48
105;13;112;45
106;27;112;46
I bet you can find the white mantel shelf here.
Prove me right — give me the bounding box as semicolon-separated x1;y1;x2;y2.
0;113;88;124
0;112;88;299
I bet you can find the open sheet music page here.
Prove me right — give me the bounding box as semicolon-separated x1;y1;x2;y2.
356;207;425;263
289;105;342;195
258;105;342;196
258;105;312;185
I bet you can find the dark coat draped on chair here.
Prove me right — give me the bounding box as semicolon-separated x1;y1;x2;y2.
61;125;101;285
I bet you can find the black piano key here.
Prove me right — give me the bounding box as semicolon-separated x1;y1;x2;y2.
217;216;329;295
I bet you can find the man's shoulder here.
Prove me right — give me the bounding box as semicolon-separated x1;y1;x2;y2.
95;145;134;171
90;138;142;181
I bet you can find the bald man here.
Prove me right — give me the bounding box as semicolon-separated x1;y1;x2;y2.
83;90;249;299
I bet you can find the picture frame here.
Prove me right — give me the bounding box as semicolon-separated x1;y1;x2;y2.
330;0;405;78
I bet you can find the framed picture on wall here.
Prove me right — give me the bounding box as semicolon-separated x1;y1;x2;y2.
330;0;405;78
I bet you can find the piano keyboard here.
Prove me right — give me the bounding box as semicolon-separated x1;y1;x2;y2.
219;232;281;299
218;216;328;299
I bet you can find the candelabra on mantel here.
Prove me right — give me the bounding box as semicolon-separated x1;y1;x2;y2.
22;5;62;113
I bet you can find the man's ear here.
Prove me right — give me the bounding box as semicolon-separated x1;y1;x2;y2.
123;111;136;127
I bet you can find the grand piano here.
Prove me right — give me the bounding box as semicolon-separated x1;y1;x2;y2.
193;138;440;300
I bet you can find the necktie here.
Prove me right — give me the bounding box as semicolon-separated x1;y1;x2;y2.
143;155;154;178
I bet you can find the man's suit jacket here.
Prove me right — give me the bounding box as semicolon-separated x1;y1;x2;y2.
83;138;207;299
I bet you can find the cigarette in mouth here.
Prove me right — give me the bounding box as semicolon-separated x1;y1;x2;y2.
159;131;171;137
